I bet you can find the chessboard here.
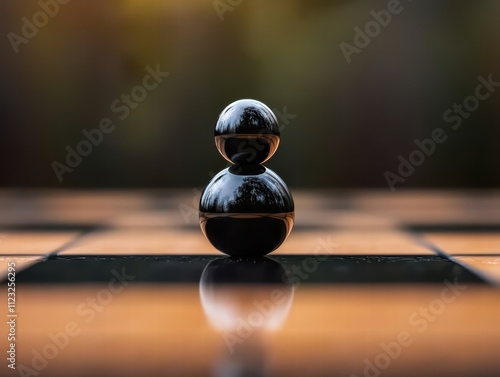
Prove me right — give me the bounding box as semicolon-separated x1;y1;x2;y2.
1;190;499;377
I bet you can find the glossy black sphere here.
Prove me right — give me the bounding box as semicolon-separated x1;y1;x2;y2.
199;166;294;257
215;99;280;165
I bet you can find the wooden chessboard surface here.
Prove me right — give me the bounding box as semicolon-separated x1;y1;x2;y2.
1;189;499;281
1;189;499;377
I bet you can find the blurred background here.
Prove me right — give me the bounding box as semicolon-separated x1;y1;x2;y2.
0;0;499;189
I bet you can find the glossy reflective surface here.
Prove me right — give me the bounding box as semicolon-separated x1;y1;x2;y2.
200;257;294;330
200;167;294;214
2;190;500;377
198;258;294;377
214;99;280;164
199;167;294;256
202;99;293;256
10;254;495;377
200;213;294;256
215;134;280;165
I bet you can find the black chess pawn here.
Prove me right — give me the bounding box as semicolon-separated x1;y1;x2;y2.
199;99;294;257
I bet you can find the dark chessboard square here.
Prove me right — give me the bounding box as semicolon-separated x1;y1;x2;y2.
14;255;486;285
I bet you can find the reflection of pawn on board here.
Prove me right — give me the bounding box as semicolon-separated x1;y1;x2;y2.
199;258;295;376
199;99;295;257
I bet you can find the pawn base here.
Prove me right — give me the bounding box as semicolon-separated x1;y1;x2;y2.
199;212;294;257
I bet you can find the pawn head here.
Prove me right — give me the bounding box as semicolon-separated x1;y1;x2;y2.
215;99;280;165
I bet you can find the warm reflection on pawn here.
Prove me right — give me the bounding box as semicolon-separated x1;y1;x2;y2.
199;99;294;257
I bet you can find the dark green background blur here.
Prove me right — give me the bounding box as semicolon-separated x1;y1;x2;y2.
1;0;499;188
